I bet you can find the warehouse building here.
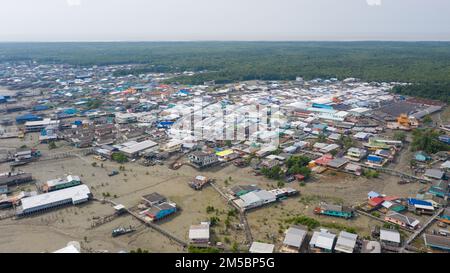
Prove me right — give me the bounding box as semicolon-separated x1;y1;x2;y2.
16;184;91;216
234;190;277;211
25;118;60;132
118;140;158;158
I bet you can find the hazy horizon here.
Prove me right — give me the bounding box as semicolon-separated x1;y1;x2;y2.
1;0;449;42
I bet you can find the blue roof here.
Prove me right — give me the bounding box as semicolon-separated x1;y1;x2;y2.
367;155;383;162
16;114;42;121
408;198;432;206
368;191;380;199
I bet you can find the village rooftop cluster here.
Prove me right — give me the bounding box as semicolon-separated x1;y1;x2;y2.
0;61;449;253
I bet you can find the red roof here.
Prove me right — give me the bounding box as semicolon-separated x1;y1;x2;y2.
315;154;333;166
294;174;305;181
383;196;400;201
368;197;384;207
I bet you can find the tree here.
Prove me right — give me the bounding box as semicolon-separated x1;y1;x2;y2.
225;140;232;147
261;165;283;180
422;115;433;125
393;131;407;142
338;135;354;149
286;155;311;179
317;133;327;142
48;141;57;150
411;129;449;154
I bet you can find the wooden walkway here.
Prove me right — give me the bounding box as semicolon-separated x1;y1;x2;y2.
99;198;187;247
401;207;445;252
210;182;253;244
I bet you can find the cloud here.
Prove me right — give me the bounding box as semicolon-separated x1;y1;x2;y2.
66;0;82;7
366;0;382;6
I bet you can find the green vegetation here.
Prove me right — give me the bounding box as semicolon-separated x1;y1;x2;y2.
422;115;433;125
286;215;320;231
261;165;283;180
321;222;357;234
209;216;220;226
206;205;216;214
411;129;450;154
111;152;128;163
188;246;221;253
317;134;327;142
48;141;57;150
231;242;239;253
286;155;312;179
85;99;103;110
129;248;149;253
337;135;354;150
393;131;407;142
2;42;450;102
363;169;380;179
286;215;357;233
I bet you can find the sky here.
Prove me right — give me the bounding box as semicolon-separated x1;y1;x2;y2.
0;0;449;41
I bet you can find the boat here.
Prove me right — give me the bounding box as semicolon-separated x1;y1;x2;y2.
112;226;135;237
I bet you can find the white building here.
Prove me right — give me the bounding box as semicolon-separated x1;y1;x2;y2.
234;190;277;211
249;242;275;253
188;222;210;245
118;140;158;158
17;184;91;216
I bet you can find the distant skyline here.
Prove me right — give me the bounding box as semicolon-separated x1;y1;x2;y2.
0;0;449;42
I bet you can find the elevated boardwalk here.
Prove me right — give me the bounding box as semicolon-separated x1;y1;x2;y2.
98;198;187;247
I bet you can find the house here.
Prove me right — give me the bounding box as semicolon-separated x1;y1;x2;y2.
424;169;445;181
230;185;260;197
353;132;370;141
249;242;275;253
380;229;401;247
368;191;381;199
440;208;450;223
414;151;431;162
368;196;385;209
43;175;82;192
326;157;349;169
189;222;210;245
423;234;450;252
319;144;340;154
141;192;167;206
407;198;435;215
25;119;60;133
309;229;336;253
334;231;358;253
366;154;385;167
344;163;362;175
188;151;219;168
280;225;308;253
144;202;177;221
161;139;183;153
314;154;333;166
428;180;449;198
440;161;450;171
384;211;420;230
314;202;354;219
345;147;367;162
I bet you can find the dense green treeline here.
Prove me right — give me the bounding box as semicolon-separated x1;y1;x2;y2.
1;42;449;102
